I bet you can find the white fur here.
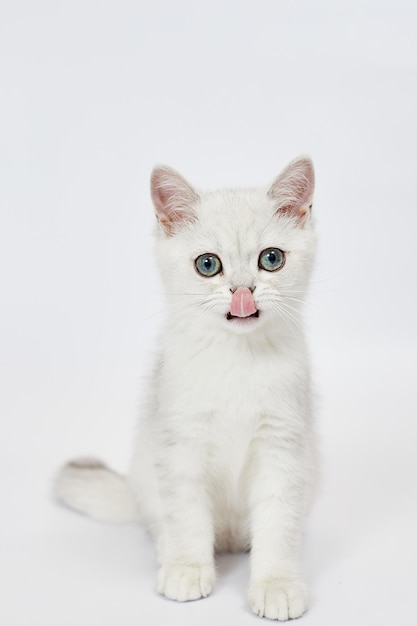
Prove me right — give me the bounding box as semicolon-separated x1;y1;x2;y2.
55;157;318;621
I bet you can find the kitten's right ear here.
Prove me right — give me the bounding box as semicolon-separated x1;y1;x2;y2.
150;166;199;236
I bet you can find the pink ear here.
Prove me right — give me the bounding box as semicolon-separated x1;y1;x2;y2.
267;157;315;225
150;166;199;236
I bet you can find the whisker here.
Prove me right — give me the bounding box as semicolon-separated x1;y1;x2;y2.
266;300;303;336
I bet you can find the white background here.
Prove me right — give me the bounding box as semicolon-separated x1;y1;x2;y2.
1;1;416;624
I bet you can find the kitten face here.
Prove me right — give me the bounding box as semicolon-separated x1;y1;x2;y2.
151;159;316;335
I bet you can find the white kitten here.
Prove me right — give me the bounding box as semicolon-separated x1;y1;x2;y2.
56;156;318;621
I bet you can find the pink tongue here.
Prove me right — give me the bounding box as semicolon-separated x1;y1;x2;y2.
230;287;257;318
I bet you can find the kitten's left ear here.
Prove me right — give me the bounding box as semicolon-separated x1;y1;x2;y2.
268;156;315;226
151;166;199;236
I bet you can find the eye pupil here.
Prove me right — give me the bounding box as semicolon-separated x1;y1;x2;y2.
204;258;212;270
268;251;276;264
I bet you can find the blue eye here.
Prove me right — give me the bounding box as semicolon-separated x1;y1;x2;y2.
195;253;222;277
258;248;285;272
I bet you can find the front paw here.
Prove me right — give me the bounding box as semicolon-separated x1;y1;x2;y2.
249;577;307;621
157;564;215;602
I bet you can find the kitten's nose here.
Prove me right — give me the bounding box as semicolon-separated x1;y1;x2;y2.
230;285;255;293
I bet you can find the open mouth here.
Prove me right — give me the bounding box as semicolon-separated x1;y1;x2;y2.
226;310;260;321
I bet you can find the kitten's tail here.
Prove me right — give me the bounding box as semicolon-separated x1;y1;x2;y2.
54;458;139;524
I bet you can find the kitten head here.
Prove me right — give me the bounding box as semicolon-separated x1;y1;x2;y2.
150;157;316;335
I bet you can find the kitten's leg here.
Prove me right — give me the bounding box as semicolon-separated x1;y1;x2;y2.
247;417;311;621
154;422;215;602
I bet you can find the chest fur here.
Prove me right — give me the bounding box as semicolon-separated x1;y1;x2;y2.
158;332;304;418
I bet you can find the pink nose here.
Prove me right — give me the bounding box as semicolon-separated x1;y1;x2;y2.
230;287;257;318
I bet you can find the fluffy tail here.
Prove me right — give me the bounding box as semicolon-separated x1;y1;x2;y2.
54;457;139;523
